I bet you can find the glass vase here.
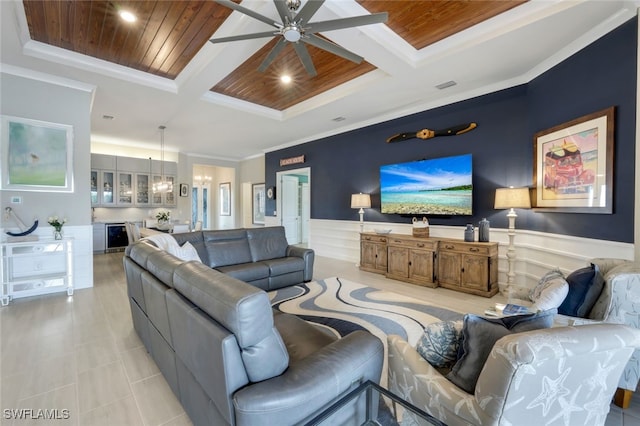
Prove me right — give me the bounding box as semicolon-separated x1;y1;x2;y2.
54;229;63;240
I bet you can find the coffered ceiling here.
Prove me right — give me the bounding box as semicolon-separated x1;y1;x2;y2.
1;1;637;160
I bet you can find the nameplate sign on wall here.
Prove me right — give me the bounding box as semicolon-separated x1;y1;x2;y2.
280;155;305;167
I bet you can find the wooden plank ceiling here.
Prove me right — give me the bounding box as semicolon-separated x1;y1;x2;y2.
23;0;525;111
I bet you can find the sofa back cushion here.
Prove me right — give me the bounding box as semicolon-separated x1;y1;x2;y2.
247;226;288;262
202;229;253;268
172;261;289;382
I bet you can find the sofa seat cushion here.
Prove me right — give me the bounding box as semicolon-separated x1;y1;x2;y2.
447;309;557;394
273;311;337;361
558;263;605;317
263;257;305;277
217;262;270;283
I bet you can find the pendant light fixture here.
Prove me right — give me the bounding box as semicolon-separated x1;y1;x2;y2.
152;125;172;193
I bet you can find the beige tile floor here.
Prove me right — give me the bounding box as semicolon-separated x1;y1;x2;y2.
0;252;638;425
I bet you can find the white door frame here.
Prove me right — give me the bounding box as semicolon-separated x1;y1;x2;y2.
276;167;311;245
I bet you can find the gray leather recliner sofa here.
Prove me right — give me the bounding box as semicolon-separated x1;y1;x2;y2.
123;240;384;426
170;226;313;290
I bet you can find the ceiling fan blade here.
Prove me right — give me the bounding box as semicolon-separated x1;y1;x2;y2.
273;0;291;23
214;0;280;28
294;0;325;25
258;38;288;72
293;42;318;76
210;31;276;44
303;34;363;64
305;12;388;34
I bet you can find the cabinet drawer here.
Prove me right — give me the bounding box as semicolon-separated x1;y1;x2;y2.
12;277;67;293
361;235;388;244
387;237;436;250
439;242;491;256
10;253;67;279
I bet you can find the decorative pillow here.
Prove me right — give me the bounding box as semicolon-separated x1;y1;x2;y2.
446;309;557;394
415;320;463;368
558;263;605;317
168;241;202;263
529;268;565;302
530;277;569;311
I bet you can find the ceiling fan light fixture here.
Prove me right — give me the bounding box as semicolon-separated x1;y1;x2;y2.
283;26;301;42
280;75;292;84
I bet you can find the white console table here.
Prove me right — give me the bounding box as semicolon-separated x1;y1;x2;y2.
1;238;73;306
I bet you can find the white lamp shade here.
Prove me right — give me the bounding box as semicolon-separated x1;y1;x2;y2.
494;187;531;209
351;193;371;209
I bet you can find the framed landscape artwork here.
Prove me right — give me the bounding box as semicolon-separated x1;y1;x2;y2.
252;183;265;225
532;107;614;213
1;115;74;192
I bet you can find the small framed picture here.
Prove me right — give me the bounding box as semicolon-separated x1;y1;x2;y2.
179;183;189;197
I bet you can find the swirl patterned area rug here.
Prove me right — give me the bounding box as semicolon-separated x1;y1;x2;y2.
269;276;463;385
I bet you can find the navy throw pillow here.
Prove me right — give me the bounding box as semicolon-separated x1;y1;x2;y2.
558;263;605;317
446;309;557;394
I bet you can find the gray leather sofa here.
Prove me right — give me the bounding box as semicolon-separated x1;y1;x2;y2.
170;226;313;290
123;240;384;426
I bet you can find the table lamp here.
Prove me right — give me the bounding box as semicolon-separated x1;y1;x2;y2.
351;193;371;233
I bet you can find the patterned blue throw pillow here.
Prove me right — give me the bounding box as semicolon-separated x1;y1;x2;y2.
415;320;463;368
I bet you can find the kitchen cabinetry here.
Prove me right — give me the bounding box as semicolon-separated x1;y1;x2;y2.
90;154;177;207
92;223;106;253
1;239;73;305
360;234;388;274
437;239;498;297
386;234;437;288
359;233;499;297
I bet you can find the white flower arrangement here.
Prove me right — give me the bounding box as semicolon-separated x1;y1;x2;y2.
156;211;170;222
47;216;67;231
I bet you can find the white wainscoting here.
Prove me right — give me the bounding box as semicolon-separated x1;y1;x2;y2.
309;219;634;297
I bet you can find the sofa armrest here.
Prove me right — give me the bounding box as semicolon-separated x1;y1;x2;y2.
233;330;382;426
287;245;315;282
387;335;484;425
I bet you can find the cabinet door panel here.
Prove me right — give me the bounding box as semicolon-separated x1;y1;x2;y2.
376;245;388;270
438;251;461;286
361;242;377;269
409;250;434;283
387;246;409;278
462;255;488;290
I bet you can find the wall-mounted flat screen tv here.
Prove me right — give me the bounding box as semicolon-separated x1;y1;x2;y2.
380;153;472;215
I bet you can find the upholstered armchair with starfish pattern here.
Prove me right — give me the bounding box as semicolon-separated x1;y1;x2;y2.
388;323;640;426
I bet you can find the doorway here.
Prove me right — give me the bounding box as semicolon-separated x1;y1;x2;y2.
276;167;310;245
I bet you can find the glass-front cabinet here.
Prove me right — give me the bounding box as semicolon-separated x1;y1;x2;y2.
90;169;116;206
136;174;150;205
90;154;177;207
118;172;133;205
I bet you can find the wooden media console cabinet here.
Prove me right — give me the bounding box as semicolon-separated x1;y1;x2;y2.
360;232;499;297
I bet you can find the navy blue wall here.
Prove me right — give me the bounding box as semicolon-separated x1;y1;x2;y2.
266;18;637;243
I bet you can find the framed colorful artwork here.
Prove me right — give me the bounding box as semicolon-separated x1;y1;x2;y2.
532;107;614;213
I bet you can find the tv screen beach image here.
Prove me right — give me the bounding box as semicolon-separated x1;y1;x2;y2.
380;154;472;215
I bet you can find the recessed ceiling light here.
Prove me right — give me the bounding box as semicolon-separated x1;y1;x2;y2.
119;10;136;23
280;75;292;84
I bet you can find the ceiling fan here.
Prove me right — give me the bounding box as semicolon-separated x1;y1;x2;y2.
209;0;388;76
